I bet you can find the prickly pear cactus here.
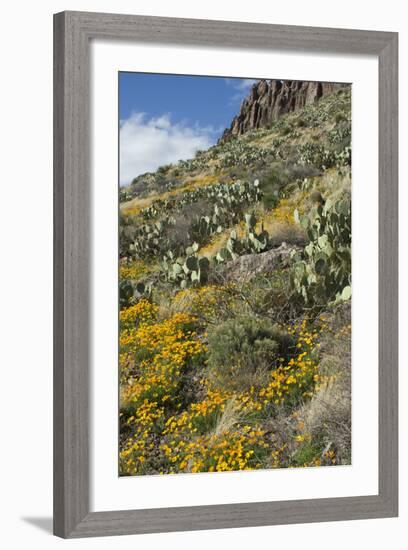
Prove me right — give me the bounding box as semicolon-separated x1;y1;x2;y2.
291;193;351;305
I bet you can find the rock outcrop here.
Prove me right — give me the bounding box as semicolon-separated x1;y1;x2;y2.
216;243;300;283
220;79;346;142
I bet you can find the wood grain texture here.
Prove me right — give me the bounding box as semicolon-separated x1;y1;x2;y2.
53;11;398;538
54;11;90;537
378;34;398;513
64;10;395;54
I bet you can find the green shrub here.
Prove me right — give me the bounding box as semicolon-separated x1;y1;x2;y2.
259;167;287;209
207;315;295;391
157;163;172;174
280;124;292;136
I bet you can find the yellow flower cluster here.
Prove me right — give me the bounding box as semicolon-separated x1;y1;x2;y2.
240;320;320;411
120;308;326;475
122;312;204;406
272;198;297;224
163;388;230;436
119;259;148;281
119;311;206;475
270;195;307;225
173;284;234;320
323;448;337;465
155;320;321;473
120;299;158;330
119;299;159;377
160;425;269;473
120;400;165;474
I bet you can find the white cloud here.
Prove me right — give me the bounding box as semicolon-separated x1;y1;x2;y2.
120;113;216;186
225;78;259;103
225;78;258;92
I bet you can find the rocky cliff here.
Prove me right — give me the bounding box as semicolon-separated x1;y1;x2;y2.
220;79;346;142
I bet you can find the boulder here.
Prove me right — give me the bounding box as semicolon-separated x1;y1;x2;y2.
215;243;300;283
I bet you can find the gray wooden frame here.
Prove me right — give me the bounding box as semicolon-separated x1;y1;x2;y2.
53;10;398;538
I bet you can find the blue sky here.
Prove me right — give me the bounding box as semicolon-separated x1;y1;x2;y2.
119;72;258;186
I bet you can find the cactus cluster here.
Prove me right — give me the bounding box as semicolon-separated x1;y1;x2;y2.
296;177;314;193
297;143;351;171
278;122;302;139
129;218;175;258
328;124;351;145
177;134;284;174
141;179;261;222
296;90;350;128
119;87;352;302
124;179;263;261
291;194;351;305
119;279;152;308
220;143;270;168
162;243;210;288
216;137;287;170
157;211;273;289
191;181;261;243
177;151;210;173
215;212;270;263
119;187;134;203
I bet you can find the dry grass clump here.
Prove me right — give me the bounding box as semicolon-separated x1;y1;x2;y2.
211;397;243;437
261;219;306;248
295;303;351;464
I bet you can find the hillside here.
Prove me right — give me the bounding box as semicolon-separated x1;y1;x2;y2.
119;85;352;476
220;79;347;141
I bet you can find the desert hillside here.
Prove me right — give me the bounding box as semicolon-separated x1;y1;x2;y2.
119;82;352;476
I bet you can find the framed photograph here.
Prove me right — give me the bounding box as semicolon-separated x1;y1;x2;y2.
53;11;398;538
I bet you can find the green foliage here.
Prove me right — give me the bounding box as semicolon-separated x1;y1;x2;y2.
291;440;323;466
128;218;176;258
125;180;263;262
219;143;270;168
119;279;152;308
335;112;346;124
328;124;351;145
161;244;210;288
119;279;134;308
259;169;283;209
141;179;261;223
296;88;350;129
238;269;304;322
291;193;351;306
207;315;295;391
189;180;261;244
119;187;133;203
119;214;137;258
157;163;172;174
279;123;300;139
216;212;271;264
297;143;351;171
